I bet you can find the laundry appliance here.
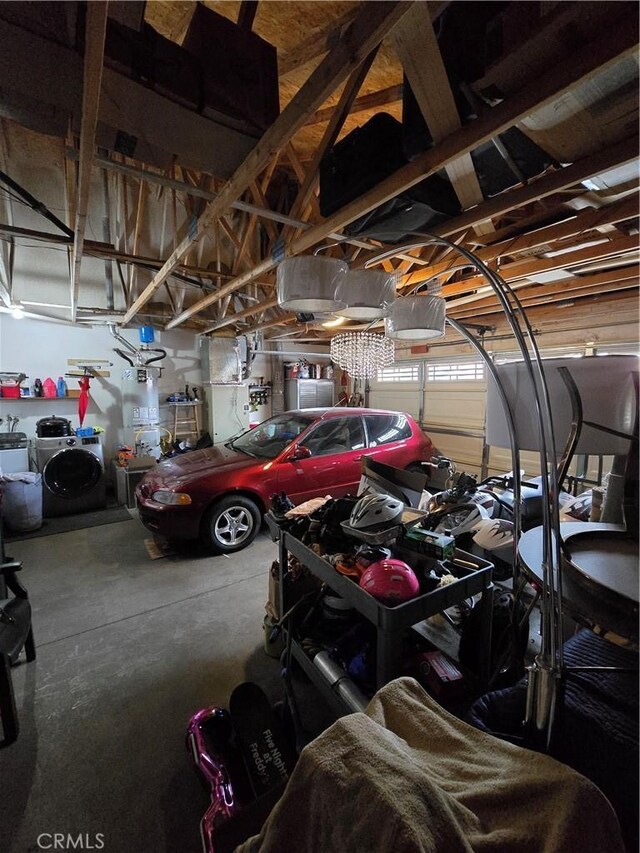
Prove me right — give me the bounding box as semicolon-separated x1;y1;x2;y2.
0;432;29;474
36;434;106;517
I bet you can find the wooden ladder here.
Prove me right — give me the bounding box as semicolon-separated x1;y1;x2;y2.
171;402;202;442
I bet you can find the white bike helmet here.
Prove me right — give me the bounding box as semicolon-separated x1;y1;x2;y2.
472;518;514;552
349;493;404;529
429;501;489;537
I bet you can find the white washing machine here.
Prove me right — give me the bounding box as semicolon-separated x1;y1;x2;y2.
36;435;106;518
0;432;29;474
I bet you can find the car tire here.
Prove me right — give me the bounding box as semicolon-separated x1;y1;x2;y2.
201;495;261;554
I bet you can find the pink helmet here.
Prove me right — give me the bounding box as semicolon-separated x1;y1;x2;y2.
359;559;420;605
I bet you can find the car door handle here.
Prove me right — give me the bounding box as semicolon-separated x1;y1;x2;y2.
355;456;363;461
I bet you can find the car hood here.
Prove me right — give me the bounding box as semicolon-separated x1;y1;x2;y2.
142;444;259;491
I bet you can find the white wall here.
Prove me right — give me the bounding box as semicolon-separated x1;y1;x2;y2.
0;313;202;464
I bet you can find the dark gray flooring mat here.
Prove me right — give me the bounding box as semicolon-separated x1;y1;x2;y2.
4;505;132;541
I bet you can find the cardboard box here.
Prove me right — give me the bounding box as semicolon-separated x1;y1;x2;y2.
416;651;465;701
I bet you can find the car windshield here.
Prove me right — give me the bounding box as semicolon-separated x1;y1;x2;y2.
229;413;315;459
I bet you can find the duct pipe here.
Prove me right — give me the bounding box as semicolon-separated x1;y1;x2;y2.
108;323;139;355
253;350;332;358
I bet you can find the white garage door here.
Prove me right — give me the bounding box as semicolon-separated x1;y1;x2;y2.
368;359;488;477
368;351;611;484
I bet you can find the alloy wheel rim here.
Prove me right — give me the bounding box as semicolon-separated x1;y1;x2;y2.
214;507;253;546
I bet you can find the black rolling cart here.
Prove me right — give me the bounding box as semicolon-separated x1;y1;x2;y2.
266;513;494;718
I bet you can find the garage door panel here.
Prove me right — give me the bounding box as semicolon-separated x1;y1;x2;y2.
429;433;484;477
489;446;545;477
423;388;486;431
368;389;420;419
489;446;614;487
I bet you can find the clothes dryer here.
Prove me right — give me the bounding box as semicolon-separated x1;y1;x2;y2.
36;434;106;517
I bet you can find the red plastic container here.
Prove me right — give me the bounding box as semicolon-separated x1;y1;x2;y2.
0;384;21;398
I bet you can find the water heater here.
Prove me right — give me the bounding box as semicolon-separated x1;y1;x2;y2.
121;366;162;459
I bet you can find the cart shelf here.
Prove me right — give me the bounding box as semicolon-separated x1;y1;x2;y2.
267;513;494;715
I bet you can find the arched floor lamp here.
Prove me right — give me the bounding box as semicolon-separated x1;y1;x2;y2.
276;234;635;748
362;234;565;749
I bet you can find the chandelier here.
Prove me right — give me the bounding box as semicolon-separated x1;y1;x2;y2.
330;331;395;379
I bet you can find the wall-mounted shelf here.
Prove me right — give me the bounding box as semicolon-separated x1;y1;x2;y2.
0;390;81;401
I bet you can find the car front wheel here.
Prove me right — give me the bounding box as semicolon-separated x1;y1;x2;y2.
201;495;261;554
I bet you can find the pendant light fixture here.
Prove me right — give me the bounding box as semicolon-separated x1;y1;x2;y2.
334;270;396;320
276;255;348;313
385;294;446;340
330;331;395;379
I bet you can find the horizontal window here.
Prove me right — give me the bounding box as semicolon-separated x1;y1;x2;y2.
377;364;420;382
427;362;485;382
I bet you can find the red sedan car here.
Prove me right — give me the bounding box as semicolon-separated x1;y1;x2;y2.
136;408;434;553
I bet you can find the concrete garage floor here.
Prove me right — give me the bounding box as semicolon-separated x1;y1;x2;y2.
0;514;285;853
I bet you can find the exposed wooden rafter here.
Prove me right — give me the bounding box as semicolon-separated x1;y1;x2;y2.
122;1;414;326
283;47;379;242
391;3;488;229
237;1;259;32
70;1;108;322
401;192;639;287
164;13;638;331
305;84;403;127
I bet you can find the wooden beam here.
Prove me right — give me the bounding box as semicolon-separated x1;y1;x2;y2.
450;265;640;316
237;0;258;31
284;48;379;241
165;17;638;330
290;14;638;256
246;315;296;334
278;8;360;77
391;2;487;231
249;180;279;244
70;1;107;322
435;235;639;301
403;192;640;287
127;178;146;300
205;296;279;333
448;261;640;309
123;1;413;326
306;84;403;127
233;159;279;279
279;1;447;78
68;148;317;231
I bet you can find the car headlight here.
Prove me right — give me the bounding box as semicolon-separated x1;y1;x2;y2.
152;490;192;506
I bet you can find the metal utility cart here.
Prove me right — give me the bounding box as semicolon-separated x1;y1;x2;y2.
266;514;494;717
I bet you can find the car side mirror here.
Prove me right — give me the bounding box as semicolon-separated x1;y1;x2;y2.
289;444;312;461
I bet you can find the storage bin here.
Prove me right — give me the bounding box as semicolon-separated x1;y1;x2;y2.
1;475;43;532
0;384;21;398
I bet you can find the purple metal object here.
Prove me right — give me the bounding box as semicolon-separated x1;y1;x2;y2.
186;706;237;853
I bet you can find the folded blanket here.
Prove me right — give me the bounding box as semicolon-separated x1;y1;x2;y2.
235;677;623;853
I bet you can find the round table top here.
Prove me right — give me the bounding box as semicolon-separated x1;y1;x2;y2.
518;522;638;640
